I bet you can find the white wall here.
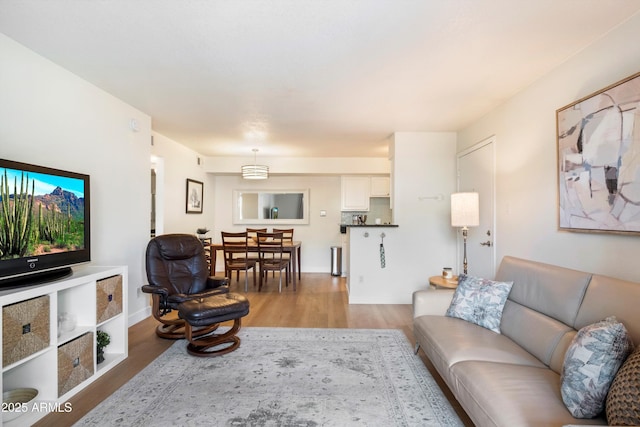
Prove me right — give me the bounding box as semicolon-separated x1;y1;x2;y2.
151;132;212;235
393;132;458;273
348;132;457;304
0;34;152;324
206;156;390;175
211;175;343;274
458;13;640;282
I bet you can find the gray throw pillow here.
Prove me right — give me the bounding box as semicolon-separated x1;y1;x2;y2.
445;274;513;333
561;316;633;419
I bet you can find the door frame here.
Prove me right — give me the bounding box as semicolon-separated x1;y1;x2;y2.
151;156;165;237
456;135;497;277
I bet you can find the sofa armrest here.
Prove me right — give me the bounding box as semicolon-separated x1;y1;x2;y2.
412;289;455;318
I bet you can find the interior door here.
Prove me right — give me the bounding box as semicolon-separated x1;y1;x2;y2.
457;137;496;278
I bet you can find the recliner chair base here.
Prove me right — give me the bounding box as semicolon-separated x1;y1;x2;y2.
185;318;242;357
155;321;219;340
178;293;250;357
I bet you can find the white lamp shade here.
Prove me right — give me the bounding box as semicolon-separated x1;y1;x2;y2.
241;148;269;179
241;164;269;179
451;192;479;227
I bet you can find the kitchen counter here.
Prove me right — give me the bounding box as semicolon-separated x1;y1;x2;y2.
345;226;407;304
340;223;398;233
343;224;399;227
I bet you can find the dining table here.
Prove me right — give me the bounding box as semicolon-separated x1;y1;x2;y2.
209;240;302;288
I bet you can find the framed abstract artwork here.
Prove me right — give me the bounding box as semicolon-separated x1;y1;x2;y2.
556;71;640;235
186;179;203;214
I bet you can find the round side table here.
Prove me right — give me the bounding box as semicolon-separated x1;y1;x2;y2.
429;275;459;289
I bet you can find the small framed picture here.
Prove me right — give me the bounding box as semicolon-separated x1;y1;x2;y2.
186;179;203;214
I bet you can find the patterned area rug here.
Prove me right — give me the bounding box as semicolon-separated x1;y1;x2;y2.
75;328;463;426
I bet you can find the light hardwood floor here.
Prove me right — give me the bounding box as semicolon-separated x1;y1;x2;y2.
35;273;473;427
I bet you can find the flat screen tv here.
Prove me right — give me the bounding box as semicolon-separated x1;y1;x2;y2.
0;159;90;286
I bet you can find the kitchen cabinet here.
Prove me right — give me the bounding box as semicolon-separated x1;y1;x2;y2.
341;176;370;211
370;176;390;197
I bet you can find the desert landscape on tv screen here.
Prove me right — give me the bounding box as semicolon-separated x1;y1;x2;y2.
0;167;85;260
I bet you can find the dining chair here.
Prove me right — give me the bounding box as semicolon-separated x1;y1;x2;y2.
246;228;267;242
221;231;257;292
256;231;292;292
246;227;267;267
198;236;213;276
273;228;295;282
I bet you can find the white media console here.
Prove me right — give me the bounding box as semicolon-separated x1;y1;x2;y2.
0;265;128;425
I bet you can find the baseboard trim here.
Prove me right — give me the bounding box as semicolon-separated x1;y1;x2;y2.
128;305;151;327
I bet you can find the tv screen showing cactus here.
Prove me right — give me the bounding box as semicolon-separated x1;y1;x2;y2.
0;159;90;285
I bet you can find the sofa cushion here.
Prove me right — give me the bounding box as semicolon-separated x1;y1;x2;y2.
561;317;633;418
414;315;546;372
495;256;592;327
451;361;606;427
606;346;640;426
445;274;513;333
574;274;640;346
500;299;576;373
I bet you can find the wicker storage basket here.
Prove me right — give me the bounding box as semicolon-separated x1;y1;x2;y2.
2;295;50;367
96;275;123;323
58;332;94;397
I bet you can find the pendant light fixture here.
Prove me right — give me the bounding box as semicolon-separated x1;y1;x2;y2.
241;148;269;180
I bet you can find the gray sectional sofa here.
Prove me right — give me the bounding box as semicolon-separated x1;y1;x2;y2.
413;256;640;427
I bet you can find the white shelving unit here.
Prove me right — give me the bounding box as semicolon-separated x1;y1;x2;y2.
0;265;128;426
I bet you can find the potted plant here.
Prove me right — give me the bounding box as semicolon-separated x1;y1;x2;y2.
96;330;110;364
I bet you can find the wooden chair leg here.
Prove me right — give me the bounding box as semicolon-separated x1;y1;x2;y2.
252;266;257;289
260;268;269;291
286;265;290;287
291;265;296;291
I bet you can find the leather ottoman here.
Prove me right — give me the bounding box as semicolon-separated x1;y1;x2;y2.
178;293;250;357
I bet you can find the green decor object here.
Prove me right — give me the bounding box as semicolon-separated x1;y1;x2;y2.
0;169;35;258
96;330;111;364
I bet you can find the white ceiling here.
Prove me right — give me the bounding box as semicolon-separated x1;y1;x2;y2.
2;1;639;158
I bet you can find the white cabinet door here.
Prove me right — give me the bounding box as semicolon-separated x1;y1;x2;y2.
370;176;390;197
341;176;370;211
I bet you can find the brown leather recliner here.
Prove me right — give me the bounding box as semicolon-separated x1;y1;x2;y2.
142;233;229;339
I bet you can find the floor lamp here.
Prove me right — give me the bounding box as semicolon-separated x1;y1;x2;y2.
451;192;479;275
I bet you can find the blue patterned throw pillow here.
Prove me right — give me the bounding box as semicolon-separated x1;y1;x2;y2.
445;274;513;333
561;316;633;419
